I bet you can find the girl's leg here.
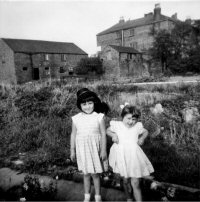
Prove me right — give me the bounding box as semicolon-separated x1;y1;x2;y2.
131;178;142;202
123;178;133;201
91;174;101;202
84;174;91;202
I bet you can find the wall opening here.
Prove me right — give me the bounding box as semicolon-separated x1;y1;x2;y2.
33;68;39;80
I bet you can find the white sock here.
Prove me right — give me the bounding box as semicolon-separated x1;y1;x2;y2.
84;193;90;202
95;195;102;202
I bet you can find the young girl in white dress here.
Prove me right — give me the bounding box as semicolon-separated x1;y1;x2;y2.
107;104;154;202
70;88;109;202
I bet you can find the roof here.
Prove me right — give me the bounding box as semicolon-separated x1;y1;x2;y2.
110;45;141;54
2;38;88;55
97;14;177;36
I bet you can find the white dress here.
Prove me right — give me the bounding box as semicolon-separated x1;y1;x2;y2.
72;112;104;174
109;121;154;178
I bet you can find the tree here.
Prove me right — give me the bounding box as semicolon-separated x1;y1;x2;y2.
150;21;200;74
74;57;104;75
171;22;194;59
149;30;174;72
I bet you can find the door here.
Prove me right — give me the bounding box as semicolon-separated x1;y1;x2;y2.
33;68;39;80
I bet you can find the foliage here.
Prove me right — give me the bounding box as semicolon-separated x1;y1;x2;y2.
14;87;52;117
22;174;57;201
74;57;104;75
0;81;200;189
150;30;174;71
150;21;200;74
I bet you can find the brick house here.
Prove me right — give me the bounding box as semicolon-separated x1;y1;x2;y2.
0;38;88;84
96;4;179;77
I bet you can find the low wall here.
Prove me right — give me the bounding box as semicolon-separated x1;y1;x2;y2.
0;167;199;201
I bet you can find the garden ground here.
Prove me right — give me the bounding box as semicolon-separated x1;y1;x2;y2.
0;77;200;200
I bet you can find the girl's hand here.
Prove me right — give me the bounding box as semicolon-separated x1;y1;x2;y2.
138;138;144;146
100;150;107;161
112;133;119;144
70;149;76;162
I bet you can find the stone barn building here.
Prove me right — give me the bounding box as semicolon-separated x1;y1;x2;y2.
100;45;149;78
0;38;88;84
97;4;179;77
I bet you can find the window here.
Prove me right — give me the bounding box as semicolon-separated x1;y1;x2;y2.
130;28;135;36
44;54;49;61
59;66;65;73
130;42;138;49
61;54;66;61
45;67;50;75
23;67;28;71
127;54;133;60
116;31;122;39
68;66;74;75
1;54;6;64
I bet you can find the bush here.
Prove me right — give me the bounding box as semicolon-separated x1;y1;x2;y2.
22;174;57;201
0;81;200;189
14;87;52;117
74;57;104;75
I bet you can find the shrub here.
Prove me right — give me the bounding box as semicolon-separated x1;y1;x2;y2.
0;81;200;189
74;57;104;75
14;87;53;117
22;174;57;201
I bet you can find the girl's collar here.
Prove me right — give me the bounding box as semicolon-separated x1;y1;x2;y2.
122;121;137;129
81;111;96;115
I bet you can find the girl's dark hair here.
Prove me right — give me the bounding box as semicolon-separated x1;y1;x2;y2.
121;105;141;119
76;88;110;115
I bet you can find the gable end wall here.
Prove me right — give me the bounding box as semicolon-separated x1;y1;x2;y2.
0;39;17;84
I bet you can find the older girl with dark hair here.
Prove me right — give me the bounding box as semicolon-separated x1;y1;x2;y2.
70;88;109;202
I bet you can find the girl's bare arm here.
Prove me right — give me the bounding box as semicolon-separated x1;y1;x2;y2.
138;128;148;145
70;122;77;161
107;127;119;144
99;118;107;161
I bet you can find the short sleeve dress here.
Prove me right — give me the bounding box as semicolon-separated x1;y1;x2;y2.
109;121;154;178
72;112;104;174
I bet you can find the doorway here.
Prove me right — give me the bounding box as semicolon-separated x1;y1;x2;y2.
33;68;40;80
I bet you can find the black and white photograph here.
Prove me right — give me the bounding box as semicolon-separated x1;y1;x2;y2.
0;0;200;201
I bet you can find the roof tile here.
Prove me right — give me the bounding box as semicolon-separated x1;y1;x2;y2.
2;38;88;55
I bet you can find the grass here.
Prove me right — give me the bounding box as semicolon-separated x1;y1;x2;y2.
0;80;200;189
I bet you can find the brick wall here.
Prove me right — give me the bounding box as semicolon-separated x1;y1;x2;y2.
0;39;17;84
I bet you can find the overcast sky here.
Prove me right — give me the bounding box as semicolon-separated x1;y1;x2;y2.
1;0;200;56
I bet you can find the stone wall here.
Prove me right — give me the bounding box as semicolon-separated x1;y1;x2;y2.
97;32;122;50
100;46;149;79
15;53;33;84
100;46;120;79
0;39;17;84
14;53;87;84
97;20;175;52
120;55;149;77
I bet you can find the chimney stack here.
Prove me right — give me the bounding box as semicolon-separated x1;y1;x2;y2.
154;3;161;21
171;13;177;20
185;16;192;24
119;16;125;23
